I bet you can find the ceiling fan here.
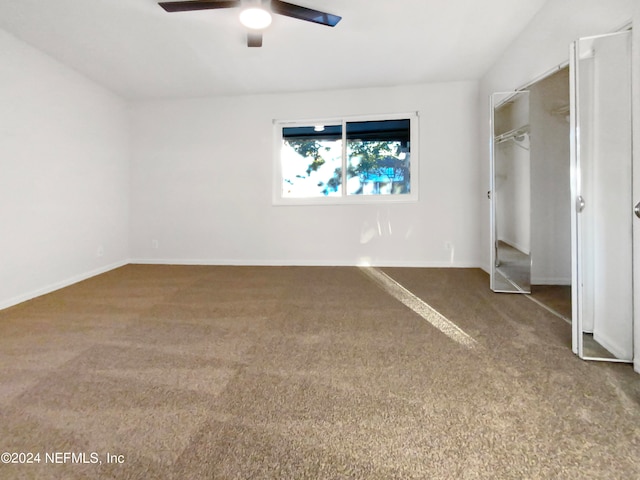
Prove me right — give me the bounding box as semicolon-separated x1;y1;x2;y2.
158;0;342;47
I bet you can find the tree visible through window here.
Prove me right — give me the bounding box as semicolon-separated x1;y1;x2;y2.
346;119;410;195
276;115;416;203
282;123;343;197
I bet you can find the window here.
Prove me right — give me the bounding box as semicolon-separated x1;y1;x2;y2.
274;113;418;204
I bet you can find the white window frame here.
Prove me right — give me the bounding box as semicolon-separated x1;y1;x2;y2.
273;112;419;205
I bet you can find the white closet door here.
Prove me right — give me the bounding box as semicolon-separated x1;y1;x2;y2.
571;30;633;362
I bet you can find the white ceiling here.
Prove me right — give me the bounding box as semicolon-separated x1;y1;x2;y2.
0;0;549;100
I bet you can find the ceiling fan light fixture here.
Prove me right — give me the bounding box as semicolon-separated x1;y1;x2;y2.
239;7;272;30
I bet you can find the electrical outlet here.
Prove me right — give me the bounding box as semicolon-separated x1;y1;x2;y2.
152;239;159;249
445;241;453;251
97;246;104;257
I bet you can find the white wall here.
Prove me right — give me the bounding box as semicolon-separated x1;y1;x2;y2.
0;29;130;309
129;82;481;267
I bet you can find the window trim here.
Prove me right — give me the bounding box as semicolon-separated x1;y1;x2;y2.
273;112;419;205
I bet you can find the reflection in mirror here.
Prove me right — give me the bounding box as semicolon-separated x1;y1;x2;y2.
490;91;531;293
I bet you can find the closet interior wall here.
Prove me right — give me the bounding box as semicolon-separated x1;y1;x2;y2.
529;68;572;287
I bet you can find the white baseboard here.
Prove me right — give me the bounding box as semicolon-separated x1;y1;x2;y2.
593;331;632;361
1;258;482;312
498;238;530;255
129;258;481;268
0;260;129;311
531;277;571;286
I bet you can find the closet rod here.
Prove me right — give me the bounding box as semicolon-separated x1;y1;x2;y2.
494;125;530;144
551;104;570;115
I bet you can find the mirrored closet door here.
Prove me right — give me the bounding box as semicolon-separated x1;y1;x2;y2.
490;91;531;293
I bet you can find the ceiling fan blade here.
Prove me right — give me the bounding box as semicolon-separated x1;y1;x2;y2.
248;32;263;47
159;0;240;13
270;0;341;27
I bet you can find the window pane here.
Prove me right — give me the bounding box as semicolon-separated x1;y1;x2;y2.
281;124;343;197
346;119;411;195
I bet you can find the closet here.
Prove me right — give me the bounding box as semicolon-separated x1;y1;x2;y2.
489;28;634;364
490;70;571;304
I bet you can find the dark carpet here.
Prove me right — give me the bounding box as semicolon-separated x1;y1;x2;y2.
0;265;638;479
